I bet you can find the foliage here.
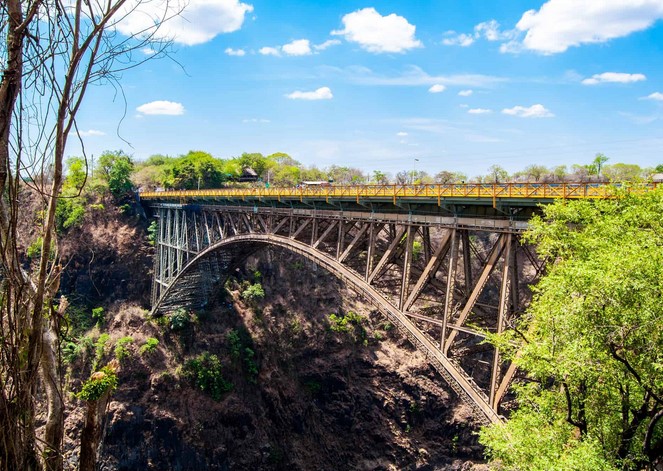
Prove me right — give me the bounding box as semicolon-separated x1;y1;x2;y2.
139;337;159;355
183;352;233;401
62;336;95;365
92;307;105;324
114;336;134;361
480;189;663;470
92;334;111;371
167;308;192;331
241;283;265;302
147;220;158;245
97;150;135;200
329;311;367;344
76;366;118;402
412;240;423;261
226;329;259;381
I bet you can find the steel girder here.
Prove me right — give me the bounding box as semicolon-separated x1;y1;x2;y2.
150;204;540;424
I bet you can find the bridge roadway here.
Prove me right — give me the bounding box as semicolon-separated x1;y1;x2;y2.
139;182;651;425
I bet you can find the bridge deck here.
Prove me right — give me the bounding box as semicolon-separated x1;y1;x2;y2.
139;182;652;205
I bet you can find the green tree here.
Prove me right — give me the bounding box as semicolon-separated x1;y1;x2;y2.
487;164;509;183
593;152;609;176
480;189;663;470
523;164;549;182
169;151;225;189
603;163;644;182
97;150;134;200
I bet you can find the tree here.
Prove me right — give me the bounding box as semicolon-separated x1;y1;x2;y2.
593;152;609;176
487;164;509;183
372;170;389;184
603;163;644;183
0;1;173;469
523;164;549;182
480;190;663;470
435;170;467;184
552;165;568;182
97;150;134;200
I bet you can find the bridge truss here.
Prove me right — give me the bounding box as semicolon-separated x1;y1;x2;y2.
148;203;543;424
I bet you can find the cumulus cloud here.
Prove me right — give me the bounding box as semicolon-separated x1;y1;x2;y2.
136;100;185;116
396;131;408;136
314;39;342;51
428;84;446;93
582;72;646;85
332;7;422;53
77;129;105;137
286;87;333;100
502;104;554;118
225;47;246;56
441;33;474;47
514;0;663;54
468;108;492;114
116;0;254;46
282;39;312;56
458;89;473;97
643;92;663;101
259;46;280;56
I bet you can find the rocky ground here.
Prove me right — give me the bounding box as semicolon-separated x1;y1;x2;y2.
48;199;486;470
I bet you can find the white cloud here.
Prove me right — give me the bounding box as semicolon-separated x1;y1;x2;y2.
141;47;156;55
116;0;254;46
136;100;185;116
332;7;422;53
441;32;475;47
514;0;663;54
282;39;312;56
443;20;515;48
78;129;105;137
458;89;473;97
643;92;663;101
474;20;505;41
314;39;342;51
502;104;554;118
286;87;333;100
429;84;446;93
259;46;280;56
582;72;646;85
396;131;408;136
225;47;246;56
468;108;492;114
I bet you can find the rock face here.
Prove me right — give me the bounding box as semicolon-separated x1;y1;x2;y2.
91;248;484;470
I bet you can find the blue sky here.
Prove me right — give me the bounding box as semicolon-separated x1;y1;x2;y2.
72;0;663;177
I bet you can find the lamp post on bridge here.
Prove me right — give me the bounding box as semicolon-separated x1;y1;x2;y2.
412;158;419;185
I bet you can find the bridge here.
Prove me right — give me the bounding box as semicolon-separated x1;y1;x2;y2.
139;182;649;425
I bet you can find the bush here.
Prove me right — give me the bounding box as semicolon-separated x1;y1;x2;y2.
114;336;134;361
77;365;118;402
241;283;265;302
139;337;159;355
147;220;158;245
183;352;232;401
167;308;191;331
92;306;104;324
92;333;110;370
329;311;367;344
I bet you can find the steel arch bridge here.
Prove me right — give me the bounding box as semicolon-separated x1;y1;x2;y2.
140;183;635;424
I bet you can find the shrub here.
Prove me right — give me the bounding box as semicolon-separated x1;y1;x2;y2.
147;220;158;245
139;337;159;355
241;283;265;302
77;365;118;402
183;352;232;401
92;333;111;370
167;308;191;331
329;311;367;344
114;336;134;361
92;307;105;324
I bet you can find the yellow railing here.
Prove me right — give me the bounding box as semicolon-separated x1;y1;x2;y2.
139;182;659;203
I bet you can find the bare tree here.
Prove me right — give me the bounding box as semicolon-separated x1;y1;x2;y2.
0;1;175;469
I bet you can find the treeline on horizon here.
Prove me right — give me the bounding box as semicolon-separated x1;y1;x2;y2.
72;149;663;192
